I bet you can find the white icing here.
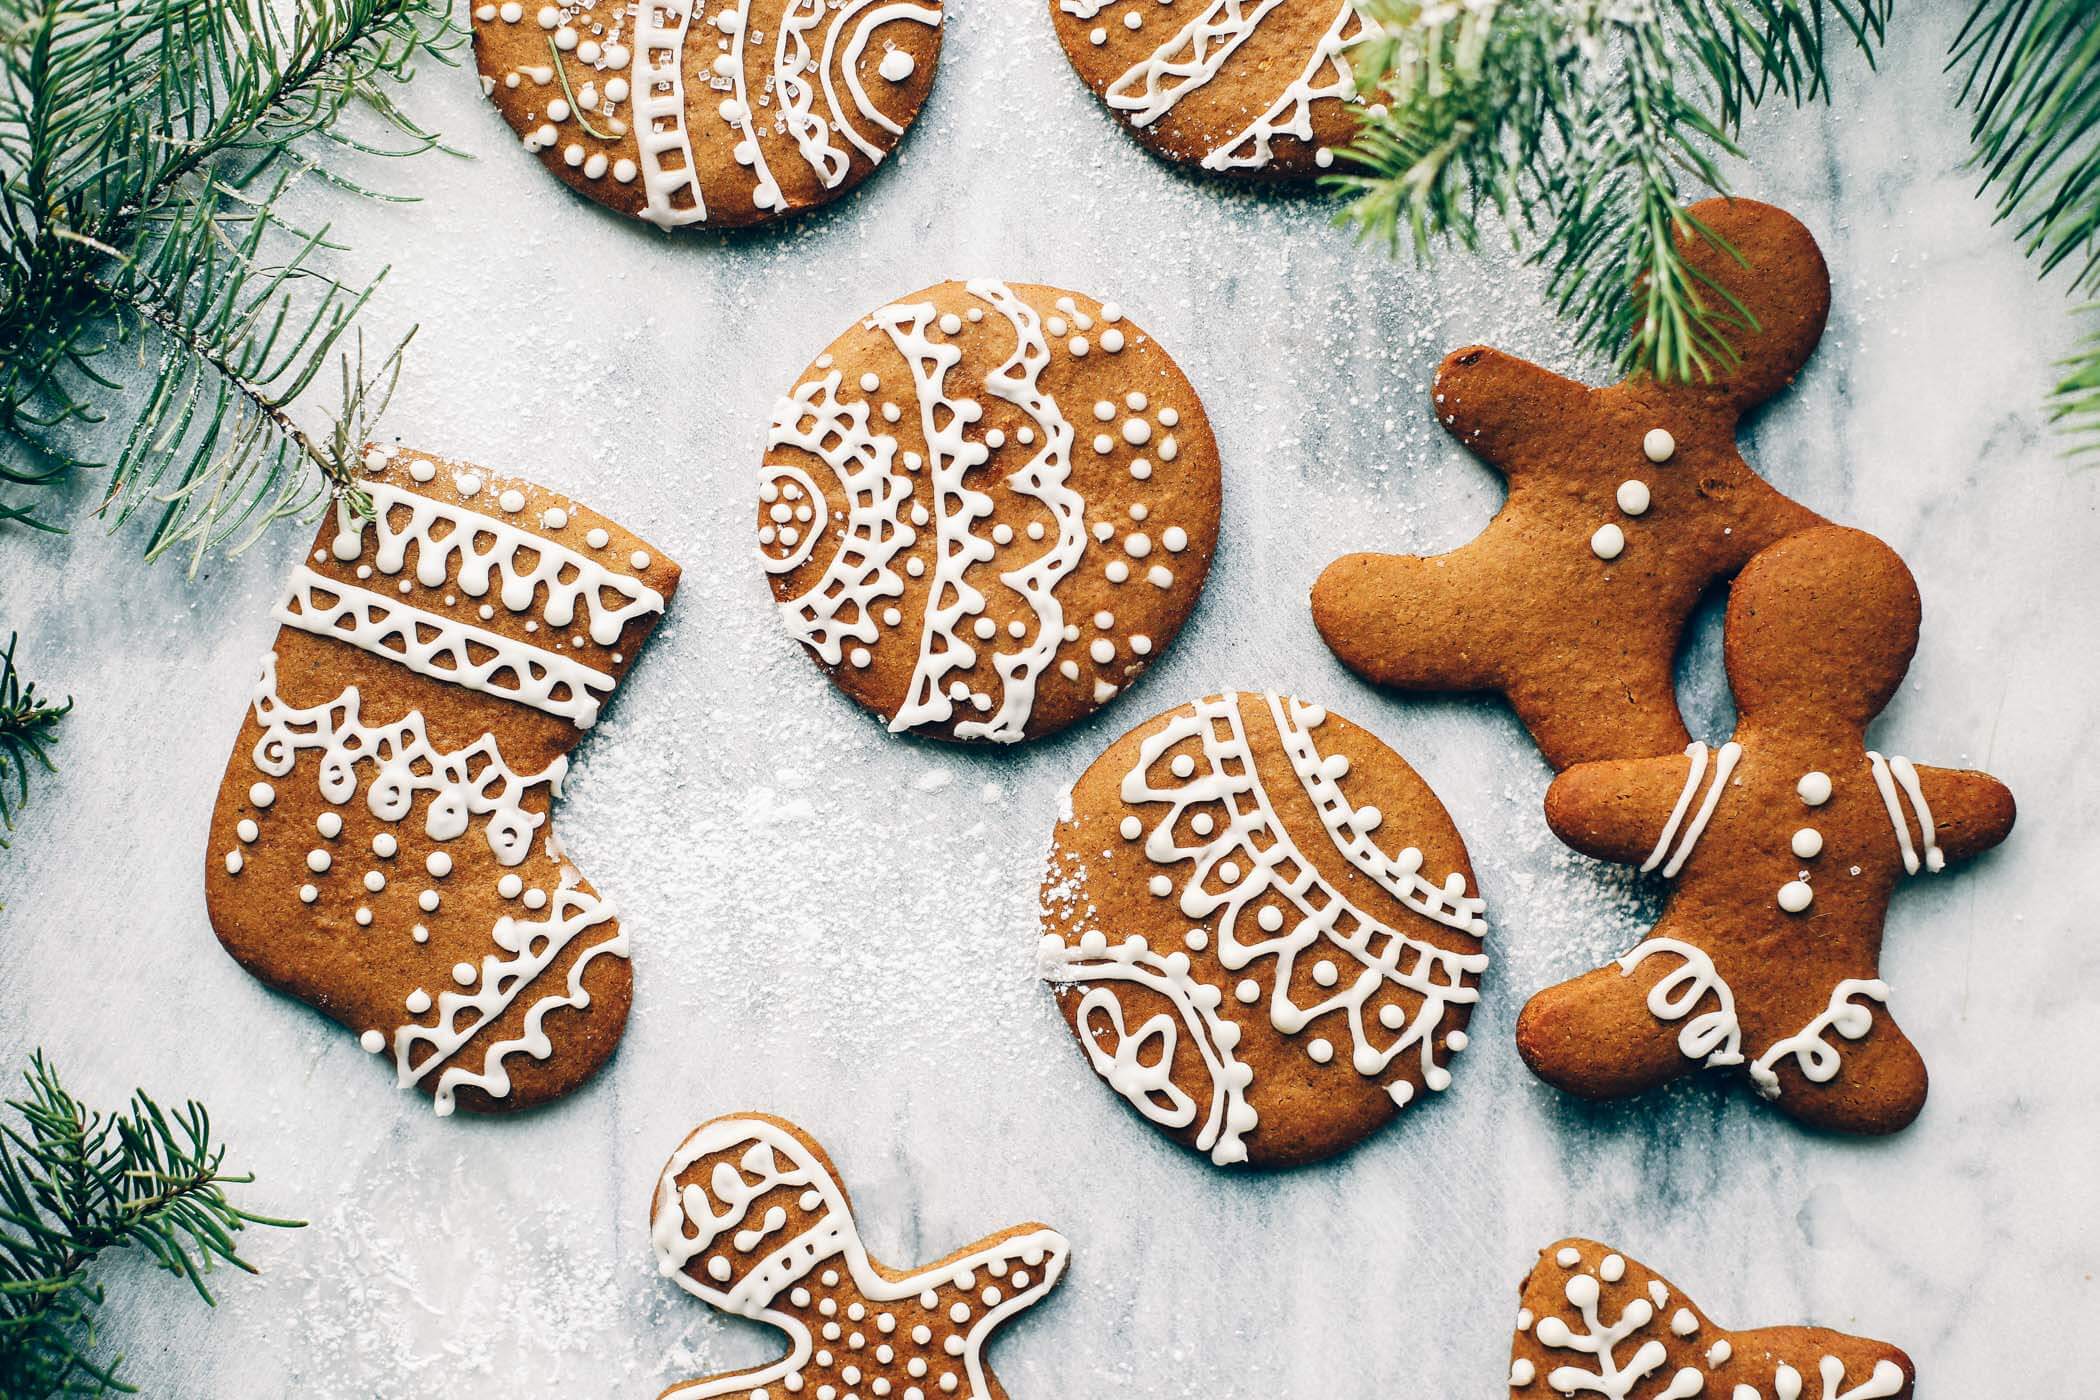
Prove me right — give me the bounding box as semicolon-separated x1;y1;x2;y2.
1748;978;1890;1099
950;281;1087;743
629;0;707;225
395;869;627;1116
822;0;939;162
1106;0;1289;129
249;653;560;871
1640;741;1741;878
1617;938;1744;1067
652;1117;1068;1399
1867;751;1943;875
1644;428;1677;462
876;298;995;733
275;568;618;728
1201;1;1365;173
1040;693;1486;1165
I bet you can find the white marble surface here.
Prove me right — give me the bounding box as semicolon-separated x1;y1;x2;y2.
2;6;2094;1395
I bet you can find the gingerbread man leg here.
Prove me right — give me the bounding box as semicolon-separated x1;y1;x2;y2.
1515;958;1706;1103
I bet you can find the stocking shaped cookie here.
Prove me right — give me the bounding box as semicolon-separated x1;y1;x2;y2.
1520;526;2014;1134
1510;1238;1914;1399
651;1114;1068;1400
1312;197;1832;769
205;447;678;1115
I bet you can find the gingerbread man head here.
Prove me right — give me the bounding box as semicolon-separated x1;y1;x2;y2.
1312;197;1832;769
651;1114;1069;1400
1519;526;2015;1133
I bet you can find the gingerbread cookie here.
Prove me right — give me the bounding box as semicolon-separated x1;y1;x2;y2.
1519;526;2015;1134
1038;692;1489;1166
471;0;943;229
1048;0;1367;179
205;446;678;1115
760;280;1220;743
1312;198;1833;770
1510;1238;1914;1399
651;1114;1068;1400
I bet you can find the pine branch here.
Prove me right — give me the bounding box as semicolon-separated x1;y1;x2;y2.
1332;0;1888;381
1952;0;2100;454
0;633;66;849
0;1054;300;1397
0;0;460;567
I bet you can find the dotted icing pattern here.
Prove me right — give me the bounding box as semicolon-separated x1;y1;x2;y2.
211;449;674;1115
652;1115;1068;1400
760;280;1218;743
472;0;942;227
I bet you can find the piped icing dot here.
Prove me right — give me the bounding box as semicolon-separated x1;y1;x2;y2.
1791;827;1824;859
1591;523;1626;560
360;1030;386;1053
1643;427;1676;462
1616;479;1651;515
1797;770;1833;805
1778;879;1814;913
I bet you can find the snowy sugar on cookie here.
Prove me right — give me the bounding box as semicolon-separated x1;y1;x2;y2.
205;446;679;1116
1521;527;2014;1135
472;0;943;229
1049;0;1368;178
759;280;1220;743
1039;693;1489;1166
1313;198;1833;770
651;1114;1068;1400
1509;1238;1914;1399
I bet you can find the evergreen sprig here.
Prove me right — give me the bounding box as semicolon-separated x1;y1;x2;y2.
1952;0;2100;453
0;632;66;848
0;1055;300;1397
1332;0;1888;381
0;0;459;571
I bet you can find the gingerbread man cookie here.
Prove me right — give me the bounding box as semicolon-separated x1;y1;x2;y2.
1510;1238;1914;1399
472;0;943;229
205;446;678;1115
760;279;1220;743
1519;526;2015;1134
1039;692;1489;1167
1312;198;1833;770
651;1114;1069;1400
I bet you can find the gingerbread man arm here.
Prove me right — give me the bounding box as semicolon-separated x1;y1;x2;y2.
1433;346;1595;479
1543;748;1712;868
1912;763;2016;866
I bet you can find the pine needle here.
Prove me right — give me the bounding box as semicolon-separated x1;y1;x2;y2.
0;633;66;850
0;1054;300;1397
1951;0;2100;456
0;0;461;568
1332;0;1888;381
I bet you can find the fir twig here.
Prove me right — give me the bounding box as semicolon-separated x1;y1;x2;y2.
0;1055;300;1397
1332;0;1888;381
0;0;461;568
1951;0;2100;454
0;633;66;849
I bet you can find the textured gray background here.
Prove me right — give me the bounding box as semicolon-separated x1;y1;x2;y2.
1;4;2094;1394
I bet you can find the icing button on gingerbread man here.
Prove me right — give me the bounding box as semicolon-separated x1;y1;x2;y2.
1518;526;2015;1134
1509;1238;1914;1398
652;1114;1069;1400
1312;197;1832;770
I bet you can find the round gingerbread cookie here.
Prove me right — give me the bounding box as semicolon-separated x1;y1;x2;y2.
1048;0;1368;178
1038;692;1490;1167
758;280;1221;743
471;0;944;229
